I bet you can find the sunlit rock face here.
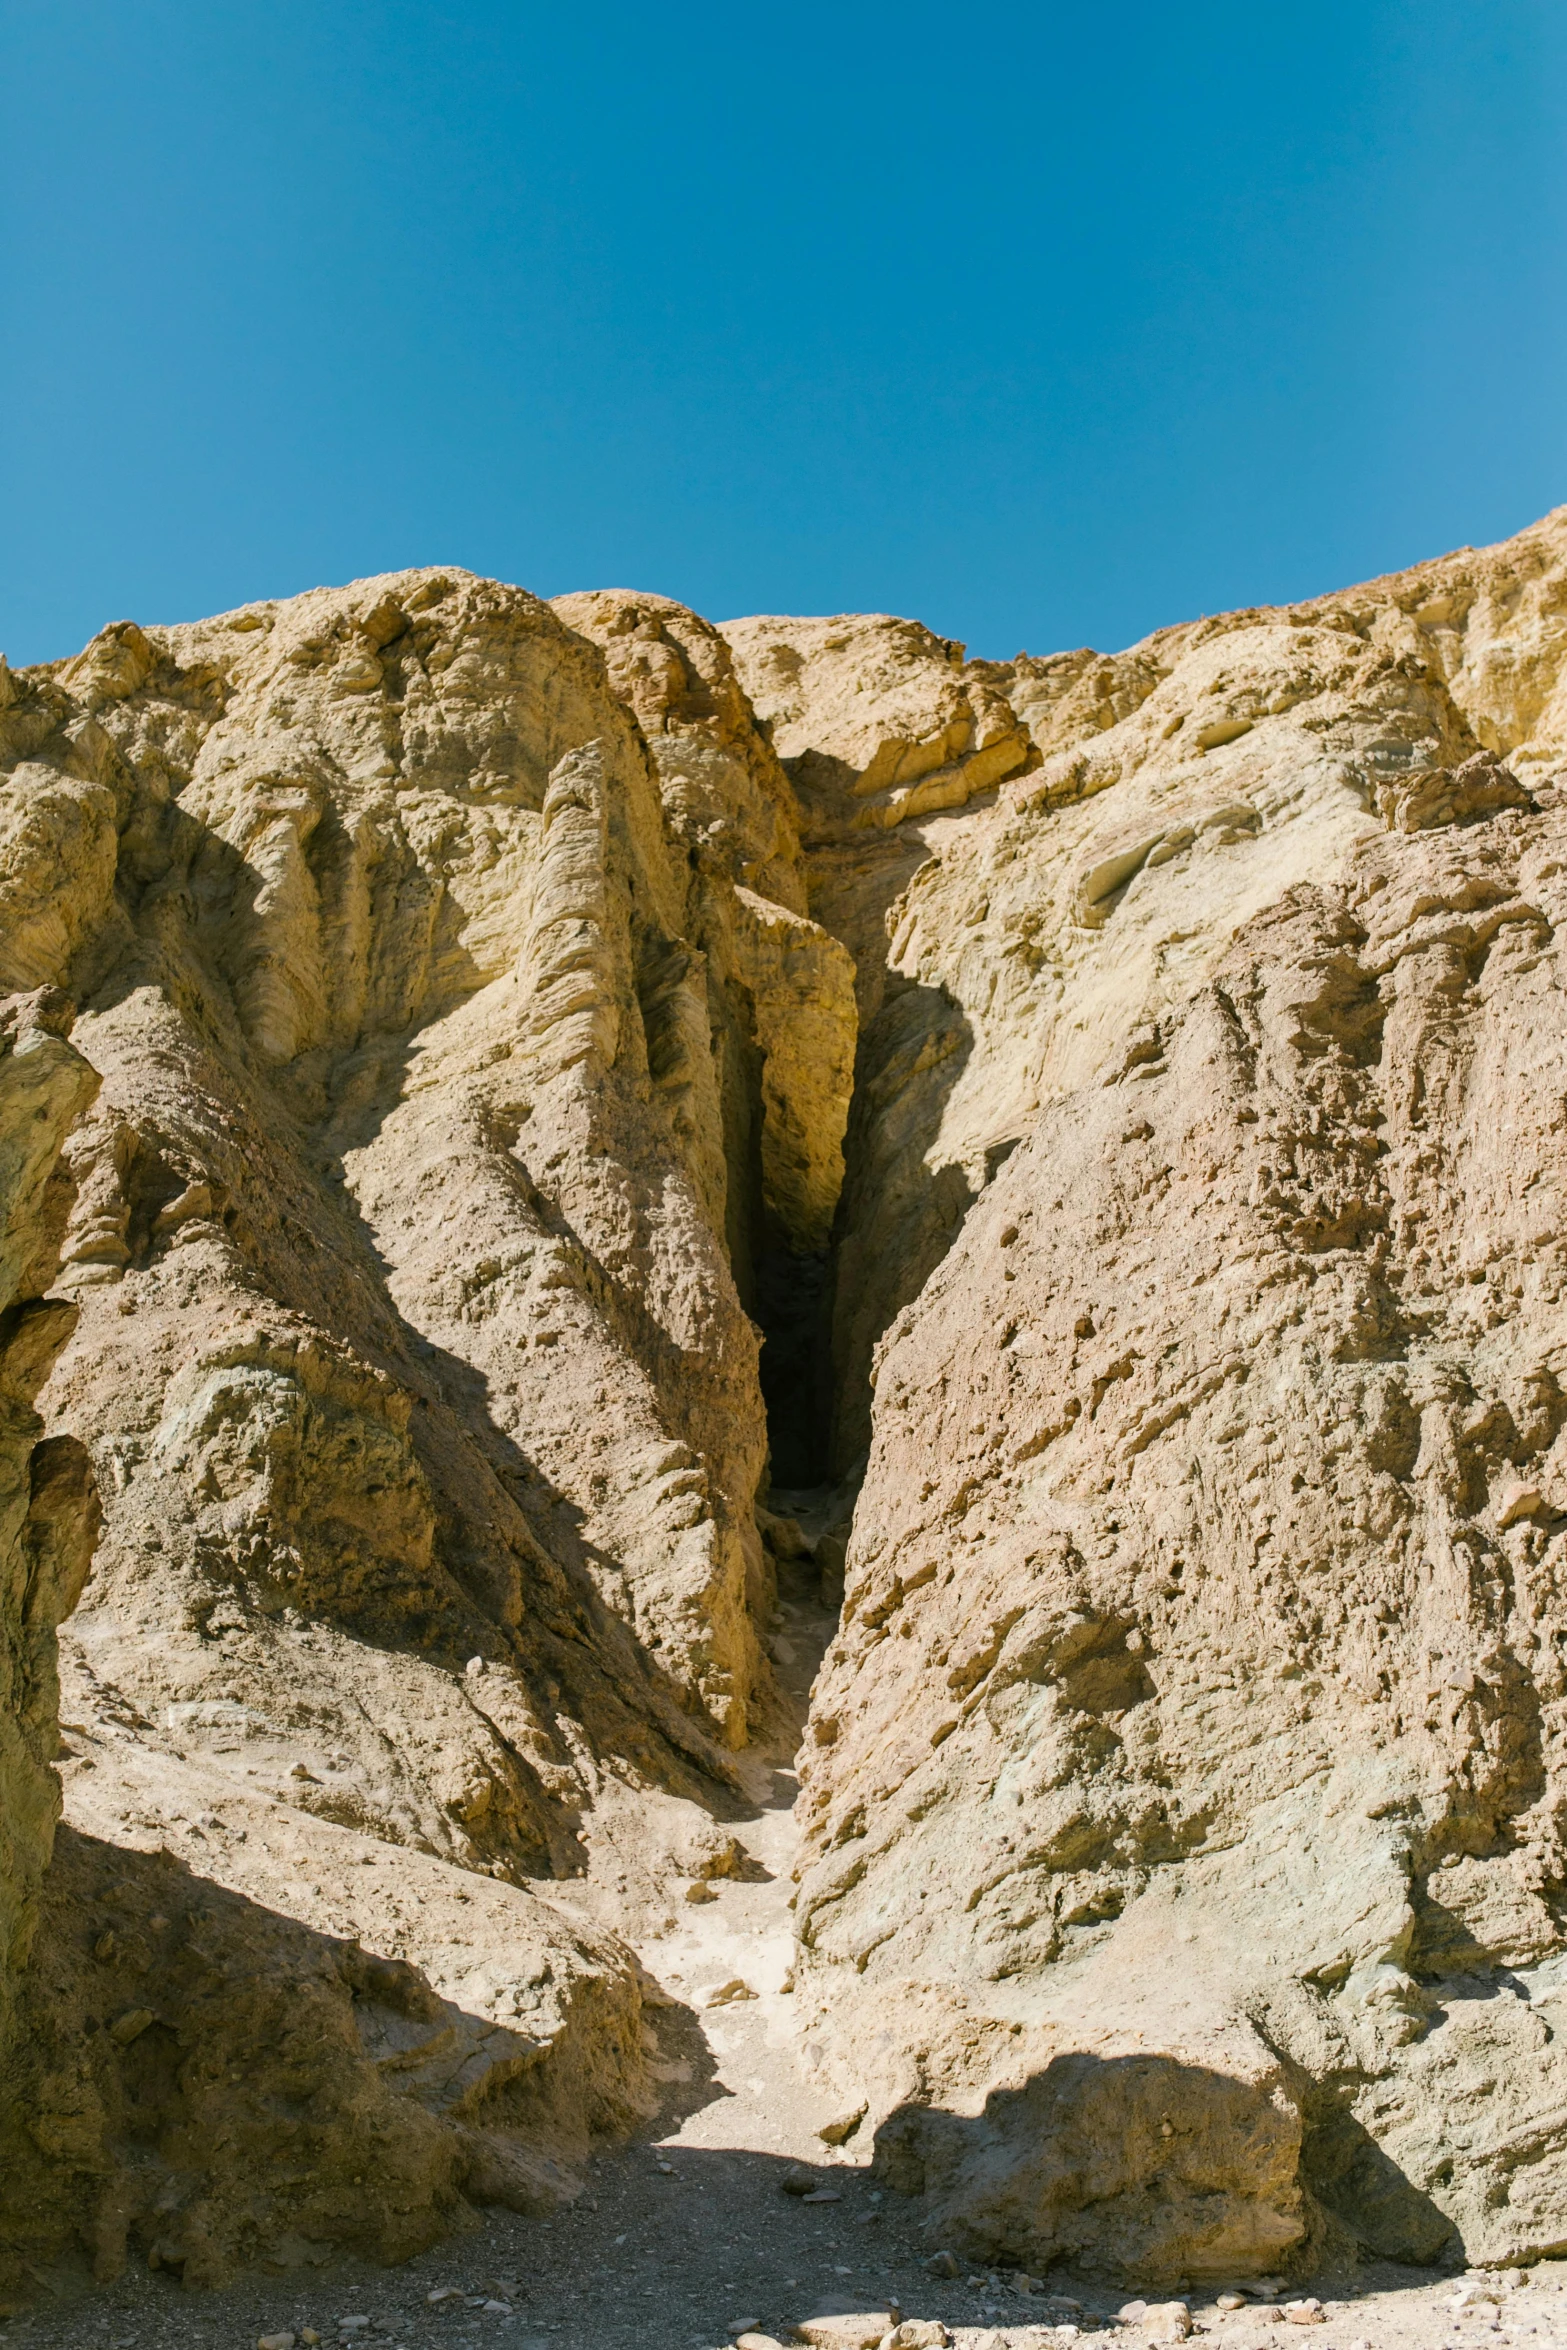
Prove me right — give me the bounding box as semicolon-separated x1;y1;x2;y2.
6;506;1567;2289
778;510;1567;2278
0;570;857;2287
0;987;99;2078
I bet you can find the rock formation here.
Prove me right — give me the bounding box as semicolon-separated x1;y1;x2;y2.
0;572;852;2290
782;508;1567;2278
4;506;1567;2295
0;987;99;2106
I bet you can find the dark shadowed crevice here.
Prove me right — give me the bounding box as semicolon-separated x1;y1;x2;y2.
754;1242;834;1487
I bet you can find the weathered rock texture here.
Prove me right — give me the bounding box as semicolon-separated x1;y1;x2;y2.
7;506;1567;2295
0;570;853;2288
721;612;1038;1475
551;593;856;1479
788;507;1567;2278
0;987;99;2099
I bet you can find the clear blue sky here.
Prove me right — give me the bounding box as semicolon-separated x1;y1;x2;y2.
5;2;1564;666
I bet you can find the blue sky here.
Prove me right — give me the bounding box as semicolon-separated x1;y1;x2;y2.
4;1;1564;665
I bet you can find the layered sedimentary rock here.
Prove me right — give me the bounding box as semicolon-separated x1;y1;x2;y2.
790;507;1567;2277
721;612;1038;1476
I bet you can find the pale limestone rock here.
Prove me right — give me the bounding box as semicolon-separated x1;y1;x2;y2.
8;570;789;1857
8;508;1567;2299
812;508;1567;1473
0;1735;649;2286
792;506;1567;2279
792;2315;899;2349
0;568;823;2288
551;592;856;1258
730;886;856;1255
558;588;857;1481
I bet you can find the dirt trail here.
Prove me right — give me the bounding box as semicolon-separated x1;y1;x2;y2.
9;1572;1567;2350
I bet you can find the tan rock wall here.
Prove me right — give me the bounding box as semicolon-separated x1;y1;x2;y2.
0;988;99;2076
6;570;788;1854
792;506;1567;2276
0;568;834;2287
9;506;1567;2291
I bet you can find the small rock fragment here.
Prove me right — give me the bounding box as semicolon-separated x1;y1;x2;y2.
736;2335;784;2350
1139;2304;1192;2342
925;2251;960;2279
427;2289;464;2306
793;2317;898;2349
1118;2304;1148;2324
108;2006;155;2045
705;1977;758;2006
800;2188;842;2202
889;2324;949;2347
258;2334;297;2350
1216;2296;1246;2313
818;2102;867;2146
1282;2301;1324;2327
781;2167;815;2196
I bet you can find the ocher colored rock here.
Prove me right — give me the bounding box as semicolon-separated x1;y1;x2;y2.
7;506;1567;2298
722;612;1032;833
0;569;849;2287
793;505;1567;2278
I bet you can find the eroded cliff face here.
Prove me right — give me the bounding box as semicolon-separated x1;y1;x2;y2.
7;507;1567;2296
0;571;853;2289
0;988;99;2077
550;592;856;1481
785;509;1567;2278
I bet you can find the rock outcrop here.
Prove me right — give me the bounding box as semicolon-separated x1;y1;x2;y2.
0;570;855;2289
721;613;1038;1476
552;593;857;1479
789;507;1567;2278
0;987;99;2099
7;506;1567;2296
